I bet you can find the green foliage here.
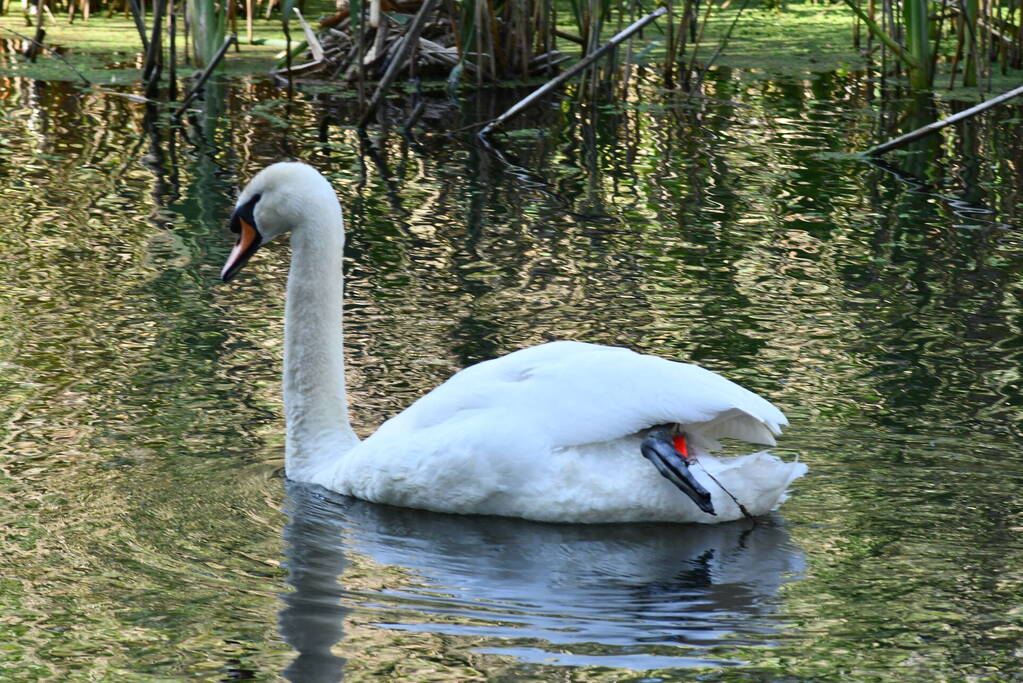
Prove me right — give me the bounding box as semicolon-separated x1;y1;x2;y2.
842;0;1020;90
4;0;1020;94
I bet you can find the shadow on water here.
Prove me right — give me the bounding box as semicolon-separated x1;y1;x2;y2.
279;480;806;676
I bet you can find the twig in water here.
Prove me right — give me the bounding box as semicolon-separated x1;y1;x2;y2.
168;0;178;100
357;0;440;128
0;26;91;86
690;0;752;95
142;0;167;96
129;0;150;54
401;77;426;133
867;82;1023;155
478;7;667;137
174;34;236;117
282;16;294;100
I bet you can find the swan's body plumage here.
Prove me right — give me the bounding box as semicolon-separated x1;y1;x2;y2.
332;341;800;523
222;162;806;524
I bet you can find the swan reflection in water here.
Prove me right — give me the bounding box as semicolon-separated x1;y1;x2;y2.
278;480;806;681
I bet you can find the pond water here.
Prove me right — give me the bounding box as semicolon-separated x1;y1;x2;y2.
0;68;1021;681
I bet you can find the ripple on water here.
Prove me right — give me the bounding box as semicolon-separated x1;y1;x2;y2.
1;69;1022;681
280;483;806;672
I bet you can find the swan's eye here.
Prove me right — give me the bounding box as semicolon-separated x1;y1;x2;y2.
230;192;262;234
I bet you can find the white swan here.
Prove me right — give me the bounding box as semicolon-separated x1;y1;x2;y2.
221;161;806;524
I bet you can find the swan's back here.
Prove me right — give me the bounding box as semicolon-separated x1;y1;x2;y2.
373;341;785;448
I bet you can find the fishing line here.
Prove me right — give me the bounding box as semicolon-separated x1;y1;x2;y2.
695;461;754;521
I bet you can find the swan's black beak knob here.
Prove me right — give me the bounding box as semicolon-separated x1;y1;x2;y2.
641;427;716;515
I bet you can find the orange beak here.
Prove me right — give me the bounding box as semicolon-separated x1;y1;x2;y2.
221;217;260;282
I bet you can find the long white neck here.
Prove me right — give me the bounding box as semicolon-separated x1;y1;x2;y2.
282;200;359;480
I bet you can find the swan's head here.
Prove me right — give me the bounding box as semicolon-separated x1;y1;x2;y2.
221;162;341;282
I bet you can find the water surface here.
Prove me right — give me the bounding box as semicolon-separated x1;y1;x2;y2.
0;71;1021;680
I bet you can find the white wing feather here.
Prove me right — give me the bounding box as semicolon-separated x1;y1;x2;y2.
371;341;786;449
